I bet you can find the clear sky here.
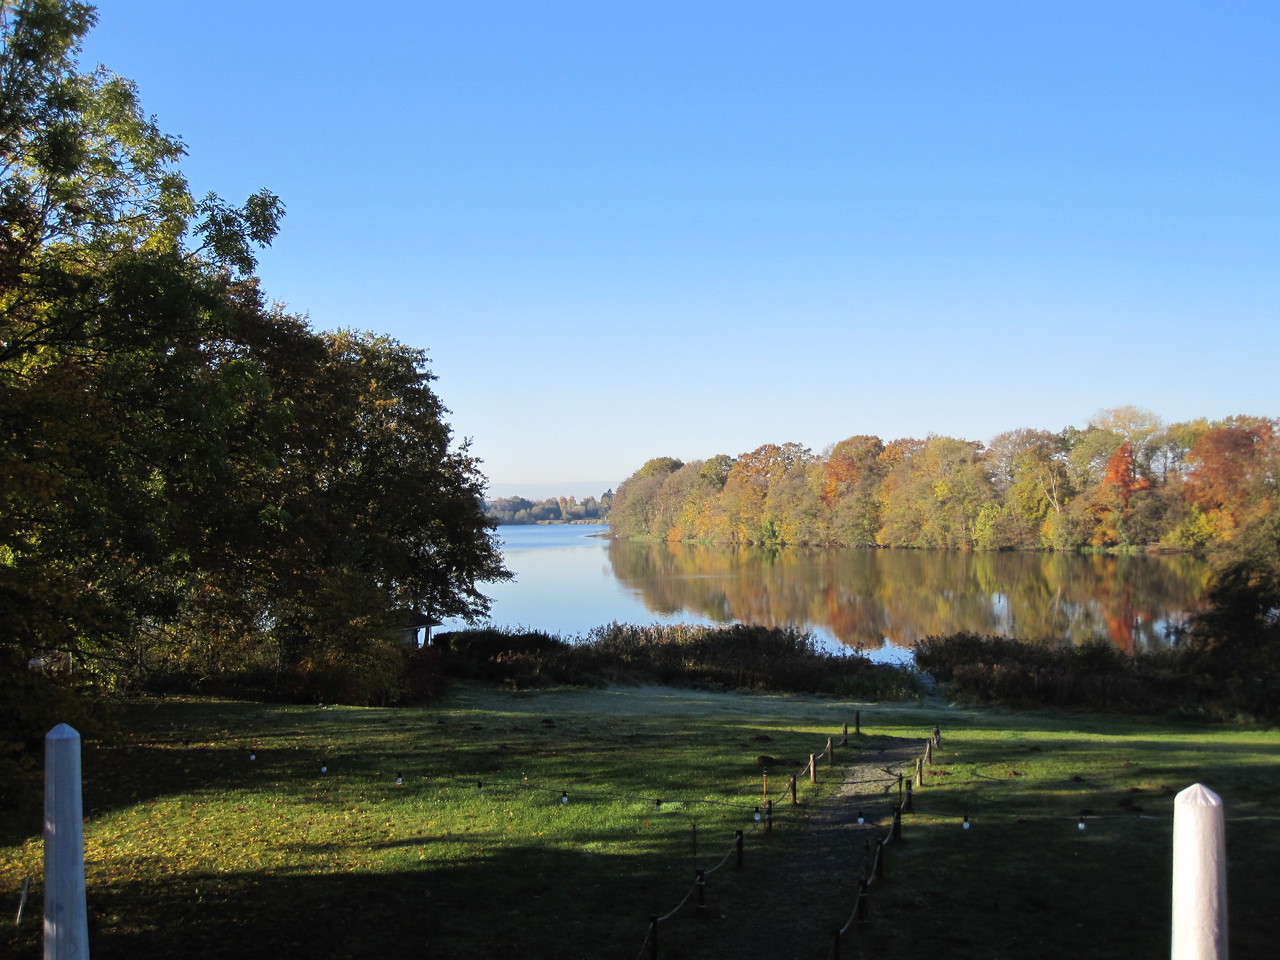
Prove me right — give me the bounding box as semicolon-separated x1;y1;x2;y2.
80;1;1278;499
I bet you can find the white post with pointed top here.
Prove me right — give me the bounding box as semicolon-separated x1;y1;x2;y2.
44;724;89;960
1172;783;1227;960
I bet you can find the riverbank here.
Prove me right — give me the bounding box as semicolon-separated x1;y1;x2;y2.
3;685;1276;959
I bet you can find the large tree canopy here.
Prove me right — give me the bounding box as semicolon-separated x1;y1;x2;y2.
1;0;508;736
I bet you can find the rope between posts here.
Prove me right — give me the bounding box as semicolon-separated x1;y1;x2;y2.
657;883;698;923
837;891;865;937
631;718;869;959
703;843;737;876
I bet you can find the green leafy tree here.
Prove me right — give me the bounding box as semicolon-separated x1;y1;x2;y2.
1;2;509;724
609;457;683;539
240;330;508;701
982;429;1072;548
1;1;284;690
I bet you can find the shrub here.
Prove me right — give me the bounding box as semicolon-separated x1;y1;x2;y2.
578;622;923;698
403;646;448;701
288;636;408;706
914;631;1278;719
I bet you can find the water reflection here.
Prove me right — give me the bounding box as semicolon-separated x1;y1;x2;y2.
607;540;1210;654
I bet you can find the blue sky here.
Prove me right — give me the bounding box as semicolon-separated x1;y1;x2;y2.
81;1;1278;498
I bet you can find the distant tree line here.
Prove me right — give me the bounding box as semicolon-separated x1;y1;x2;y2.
608;407;1278;565
486;492;613;525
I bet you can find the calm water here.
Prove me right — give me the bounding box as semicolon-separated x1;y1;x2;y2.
440;524;1211;662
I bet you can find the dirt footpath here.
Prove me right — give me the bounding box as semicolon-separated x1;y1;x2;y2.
686;734;926;960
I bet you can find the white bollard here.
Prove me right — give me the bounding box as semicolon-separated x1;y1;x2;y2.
44;724;90;960
1172;783;1227;960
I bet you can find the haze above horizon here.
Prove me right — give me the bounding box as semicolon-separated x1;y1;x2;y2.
83;2;1278;492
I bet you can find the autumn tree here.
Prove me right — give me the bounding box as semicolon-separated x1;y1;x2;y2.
820;435;884;546
1075;441;1152;546
1177;418;1277;549
718;443;815;546
878;437;992;549
1089;406;1163;476
609;412;1276;556
982;429;1073;548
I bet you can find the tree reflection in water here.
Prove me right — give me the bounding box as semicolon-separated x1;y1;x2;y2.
606;540;1210;657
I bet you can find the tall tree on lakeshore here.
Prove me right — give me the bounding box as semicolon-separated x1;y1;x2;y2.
877;436;993;549
0;1;508;715
718;443;814;546
1178;418;1277;549
608;456;684;539
820;435;885;547
1;0;286;690
982;428;1073;548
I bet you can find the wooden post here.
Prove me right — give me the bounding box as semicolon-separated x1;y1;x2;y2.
856;880;869;924
897;773;903;806
789;774;798;806
855;710;861;736
16;875;31;926
892;809;902;840
842;723;849;747
735;829;744;870
904;782;914;813
932;724;941;746
44;724;89;960
765;799;773;833
695;869;706;917
915;757;924;789
763;770;768;798
924;739;933;765
649;915;659;960
1172;784;1227;960
809;754;817;785
825;737;834;765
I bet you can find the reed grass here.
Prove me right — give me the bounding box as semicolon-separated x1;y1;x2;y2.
439;622;925;700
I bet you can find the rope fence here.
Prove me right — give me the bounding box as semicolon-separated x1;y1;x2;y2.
628;710;933;960
825;724;939;959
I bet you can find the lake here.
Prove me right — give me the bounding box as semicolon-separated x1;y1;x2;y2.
439;524;1211;662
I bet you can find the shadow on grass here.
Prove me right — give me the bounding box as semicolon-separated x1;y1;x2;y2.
848;805;1275;960
4;835;811;960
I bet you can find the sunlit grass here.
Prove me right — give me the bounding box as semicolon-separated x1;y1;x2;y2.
1;686;864;959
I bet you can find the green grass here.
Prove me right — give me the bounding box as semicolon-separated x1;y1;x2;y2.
1;686;862;959
2;688;1277;959
848;705;1280;960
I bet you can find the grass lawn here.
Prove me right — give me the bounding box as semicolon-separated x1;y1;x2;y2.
2;685;1276;959
850;704;1280;960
